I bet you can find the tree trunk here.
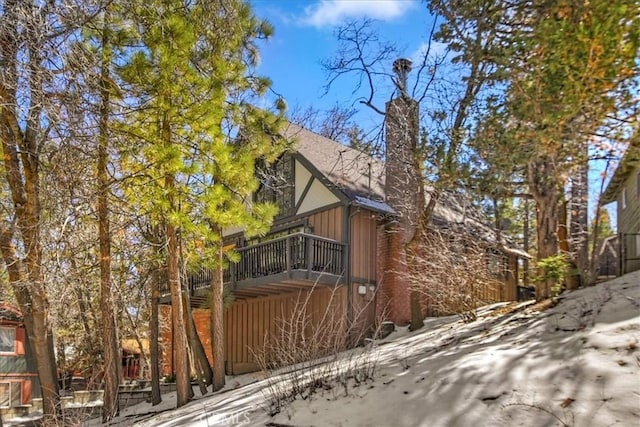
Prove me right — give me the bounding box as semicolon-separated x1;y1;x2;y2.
98;10;120;421
0;38;59;417
166;219;191;407
408;279;424;331
183;294;212;395
529;157;561;300
160;99;192;406
558;200;578;290
149;262;162;405
523;199;530;287
569;156;589;286
407;232;426;331
210;229;226;392
0;228;55;416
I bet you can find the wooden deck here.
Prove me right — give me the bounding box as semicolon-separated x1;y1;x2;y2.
160;233;347;304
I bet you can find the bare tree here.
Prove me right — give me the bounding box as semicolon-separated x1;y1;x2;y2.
0;0;88;415
410;230;503;322
322;15;497;329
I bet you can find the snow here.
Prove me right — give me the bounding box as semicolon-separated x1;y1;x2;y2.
11;272;639;427
352;195;395;214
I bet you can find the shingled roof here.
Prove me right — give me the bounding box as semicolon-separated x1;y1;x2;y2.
283;122;528;257
283;123;387;207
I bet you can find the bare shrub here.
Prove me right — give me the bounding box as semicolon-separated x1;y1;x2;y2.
407;230;505;322
253;281;380;416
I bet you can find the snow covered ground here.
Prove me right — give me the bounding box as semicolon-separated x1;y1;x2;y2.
13;272;638;427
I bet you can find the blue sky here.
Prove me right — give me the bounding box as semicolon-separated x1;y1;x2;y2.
249;0;619;229
251;0;434;129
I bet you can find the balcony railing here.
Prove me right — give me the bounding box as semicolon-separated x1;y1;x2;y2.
164;233;346;296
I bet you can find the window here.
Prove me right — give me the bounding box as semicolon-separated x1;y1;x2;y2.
621;187;627;209
0;383;9;408
487;250;505;278
0;382;20;408
256;154;294;217
0;327;15;354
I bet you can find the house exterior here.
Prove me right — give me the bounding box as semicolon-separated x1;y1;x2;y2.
161;123;388;375
122;339;149;380
159;122;528;376
601;142;640;275
0;304;39;417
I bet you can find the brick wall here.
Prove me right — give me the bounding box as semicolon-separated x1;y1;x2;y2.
378;94;421;325
376;222;412;325
159;305;172;376
159;305;213;376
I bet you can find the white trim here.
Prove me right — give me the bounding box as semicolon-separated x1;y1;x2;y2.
0;381;23;409
0;327;16;354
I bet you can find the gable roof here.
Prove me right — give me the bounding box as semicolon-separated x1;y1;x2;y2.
601;139;640;204
284;123;528;257
283;123;391;212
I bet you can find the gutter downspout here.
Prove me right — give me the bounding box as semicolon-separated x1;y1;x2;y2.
345;204;361;347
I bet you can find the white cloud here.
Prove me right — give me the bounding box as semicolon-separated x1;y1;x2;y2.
301;0;417;28
411;41;449;64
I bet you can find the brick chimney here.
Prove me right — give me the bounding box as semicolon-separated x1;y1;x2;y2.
377;58;420;325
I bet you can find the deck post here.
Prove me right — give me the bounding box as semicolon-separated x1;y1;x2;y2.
231;261;237;289
306;235;313;279
286;235;292;278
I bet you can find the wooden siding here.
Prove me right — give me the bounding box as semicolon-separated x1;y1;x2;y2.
223;286;347;375
350;209;377;283
424;252;519;317
505;254;518;302
618;165;640;235
307;206;344;242
0;320;39;406
617;165;640;274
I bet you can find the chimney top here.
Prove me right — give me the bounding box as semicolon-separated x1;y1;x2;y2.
392;58;412;95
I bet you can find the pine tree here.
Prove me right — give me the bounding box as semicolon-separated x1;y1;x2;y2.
119;0;287;406
95;7;121;420
505;0;639;297
435;0;640;298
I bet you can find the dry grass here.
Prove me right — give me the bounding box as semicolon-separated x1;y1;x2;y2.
252;282;380;416
407;230;506;322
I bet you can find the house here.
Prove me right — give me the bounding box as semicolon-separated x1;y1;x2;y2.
0;304;39;418
121;338;149;381
158;121;528;376
601;141;640;275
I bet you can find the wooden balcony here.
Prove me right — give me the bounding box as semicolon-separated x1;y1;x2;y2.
160;233;346;303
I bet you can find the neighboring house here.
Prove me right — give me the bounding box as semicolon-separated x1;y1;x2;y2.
601;142;640;275
122;338;149;380
158;121;529;376
0;304;39;416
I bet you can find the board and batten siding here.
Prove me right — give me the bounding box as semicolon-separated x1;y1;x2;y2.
306;206;344;242
617;165;640;235
350;209;377;283
223;286;347;375
617;165;640;273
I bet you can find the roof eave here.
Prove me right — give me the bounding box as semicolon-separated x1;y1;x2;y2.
601;141;640;204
